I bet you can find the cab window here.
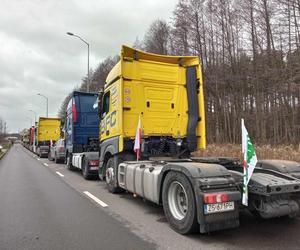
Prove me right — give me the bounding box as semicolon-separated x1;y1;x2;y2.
101;91;110;117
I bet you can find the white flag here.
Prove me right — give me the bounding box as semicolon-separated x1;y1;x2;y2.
242;119;258;206
134;116;141;161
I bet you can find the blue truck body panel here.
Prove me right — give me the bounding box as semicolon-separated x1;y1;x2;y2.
65;91;99;154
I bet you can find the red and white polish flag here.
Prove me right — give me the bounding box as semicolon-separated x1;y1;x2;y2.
134;116;142;161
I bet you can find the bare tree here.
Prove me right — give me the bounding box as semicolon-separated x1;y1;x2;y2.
143;19;171;55
166;0;300;145
57;0;300;146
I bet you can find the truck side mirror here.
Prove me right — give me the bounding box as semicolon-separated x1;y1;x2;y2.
98;90;104;118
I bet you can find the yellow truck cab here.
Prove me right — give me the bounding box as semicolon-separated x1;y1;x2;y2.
98;45;206;179
36;117;61;158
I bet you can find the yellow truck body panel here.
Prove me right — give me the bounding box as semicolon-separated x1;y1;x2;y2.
100;45;206;151
37;117;61;142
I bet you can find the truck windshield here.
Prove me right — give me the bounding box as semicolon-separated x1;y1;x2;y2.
79;95;98;113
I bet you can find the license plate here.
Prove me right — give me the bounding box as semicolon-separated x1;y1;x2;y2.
89;167;98;171
204;202;234;214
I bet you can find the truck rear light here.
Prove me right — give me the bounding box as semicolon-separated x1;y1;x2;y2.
204;194;216;204
204;193;229;204
88;159;99;166
219;193;229;202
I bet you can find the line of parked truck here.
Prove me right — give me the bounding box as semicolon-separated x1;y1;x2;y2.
21;45;300;235
22;117;61;158
22;91;100;178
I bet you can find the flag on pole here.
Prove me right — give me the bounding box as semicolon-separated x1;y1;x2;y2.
241;119;258;206
134;116;142;161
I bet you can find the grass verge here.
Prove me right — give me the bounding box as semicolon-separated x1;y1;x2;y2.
0;143;11;160
195;144;300;162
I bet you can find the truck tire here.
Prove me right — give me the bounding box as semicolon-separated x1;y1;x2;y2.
66;153;75;171
82;157;92;180
162;171;198;234
105;156;123;193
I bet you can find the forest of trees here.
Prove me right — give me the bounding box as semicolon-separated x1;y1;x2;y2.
59;0;300;146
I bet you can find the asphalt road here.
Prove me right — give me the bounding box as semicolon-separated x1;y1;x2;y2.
2;144;300;250
0;145;156;250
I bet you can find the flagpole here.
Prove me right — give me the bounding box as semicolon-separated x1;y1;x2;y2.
242;118;248;205
134;116;141;162
241;119;244;153
241;118;258;206
241;118;247;156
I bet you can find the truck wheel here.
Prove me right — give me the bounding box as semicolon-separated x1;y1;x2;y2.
66;153;74;171
105;156;123;193
82;157;92;180
162;172;198;234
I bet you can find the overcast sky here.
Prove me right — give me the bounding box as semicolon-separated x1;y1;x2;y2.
0;0;177;133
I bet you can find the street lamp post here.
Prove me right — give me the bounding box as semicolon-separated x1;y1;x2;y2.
37;93;48;117
28;109;37;124
67;32;90;92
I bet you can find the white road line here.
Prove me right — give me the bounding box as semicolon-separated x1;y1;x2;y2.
37;158;40;161
83;191;108;208
56;171;64;177
43;163;49;167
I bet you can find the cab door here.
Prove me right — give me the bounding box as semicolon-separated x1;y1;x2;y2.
100;82;120;142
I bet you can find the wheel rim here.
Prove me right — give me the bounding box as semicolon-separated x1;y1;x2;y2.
106;161;114;185
67;155;70;166
168;181;188;220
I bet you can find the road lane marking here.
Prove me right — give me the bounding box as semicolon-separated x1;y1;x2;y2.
56;171;64;177
44;163;49;167
83;191;108;207
37;158;40;161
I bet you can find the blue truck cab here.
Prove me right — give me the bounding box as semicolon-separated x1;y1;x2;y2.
65;91;99;162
